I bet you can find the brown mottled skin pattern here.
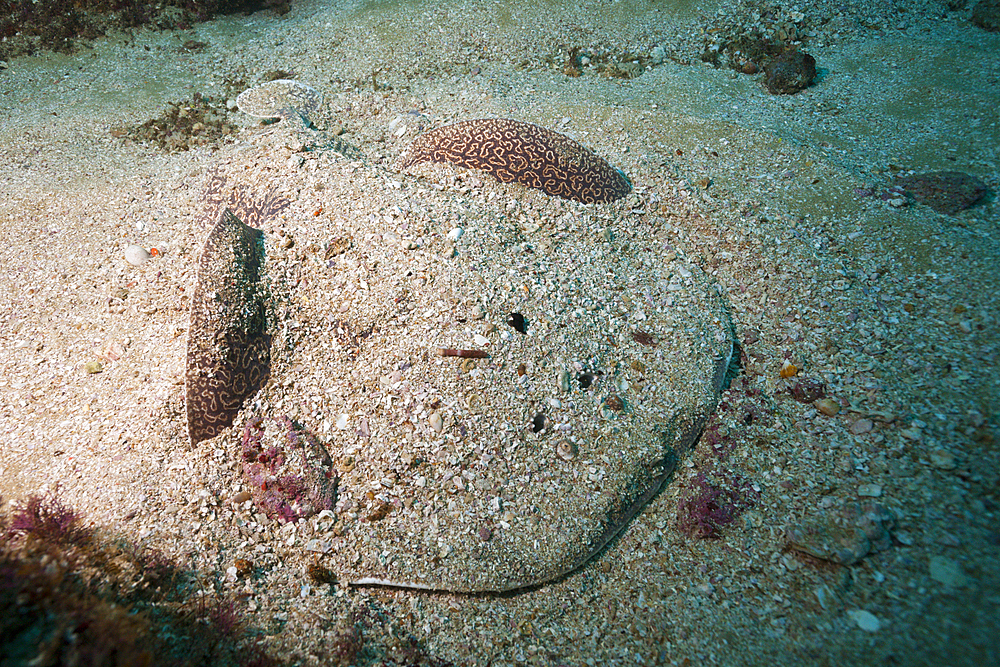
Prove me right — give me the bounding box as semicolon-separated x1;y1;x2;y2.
185;208;273;445
402;119;632;204
193;166;289;231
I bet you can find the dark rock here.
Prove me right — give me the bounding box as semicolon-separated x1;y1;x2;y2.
764;51;816;94
973;0;1000;32
897;171;987;214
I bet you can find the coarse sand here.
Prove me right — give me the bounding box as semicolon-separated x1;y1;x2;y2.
1;1;998;665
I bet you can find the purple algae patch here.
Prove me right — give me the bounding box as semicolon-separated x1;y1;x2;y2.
7;492;92;545
677;473;759;539
699;423;736;460
241;415;337;523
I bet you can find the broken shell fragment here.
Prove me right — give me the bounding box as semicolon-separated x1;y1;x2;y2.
780;360;799;378
815;398;841;416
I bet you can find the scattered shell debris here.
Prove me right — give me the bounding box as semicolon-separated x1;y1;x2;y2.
1;0;997;663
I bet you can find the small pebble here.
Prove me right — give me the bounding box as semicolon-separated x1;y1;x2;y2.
857;483;882;497
125;244;151;266
558;370;571;392
231;491;252;504
814;585;835;610
929;555;967;587
937;532;961;547
428;411;443;433
929;449;957;470
815;398;840;416
84;360;103;374
447;227;464;241
850;418;874;435
781;553;800;571
847;610;881;633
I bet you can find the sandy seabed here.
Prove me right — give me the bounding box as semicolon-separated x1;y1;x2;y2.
1;0;998;665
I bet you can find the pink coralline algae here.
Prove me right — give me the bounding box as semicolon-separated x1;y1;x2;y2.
241;416;337;523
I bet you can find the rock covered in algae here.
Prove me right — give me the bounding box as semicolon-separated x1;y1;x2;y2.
235;79;322;122
240;415;337;523
786;501;895;565
185;209;272;445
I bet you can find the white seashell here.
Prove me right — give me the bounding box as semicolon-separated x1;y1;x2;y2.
447;227;464;241
125;244;151;266
428;411;444;433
